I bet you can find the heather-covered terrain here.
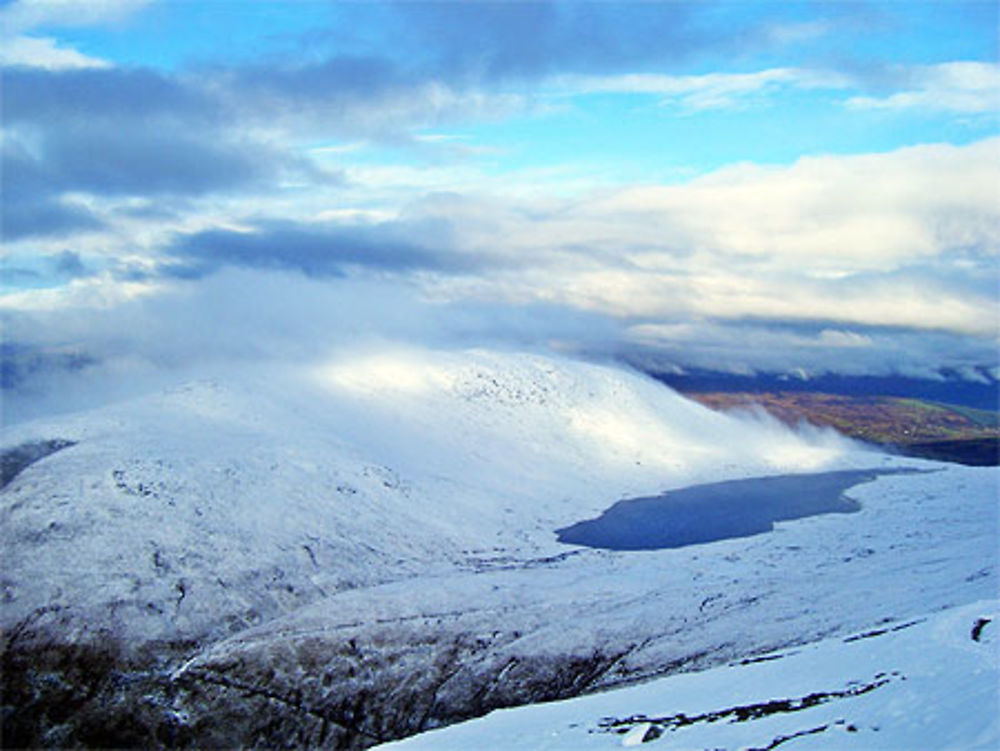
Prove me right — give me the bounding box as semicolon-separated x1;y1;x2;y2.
682;391;999;465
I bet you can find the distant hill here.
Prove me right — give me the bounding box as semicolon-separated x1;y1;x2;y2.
679;390;999;466
646;369;999;411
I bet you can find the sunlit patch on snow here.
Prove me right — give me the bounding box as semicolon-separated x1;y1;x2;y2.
564;404;702;468
313;348;457;396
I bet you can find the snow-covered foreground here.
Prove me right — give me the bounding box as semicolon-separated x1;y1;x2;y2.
2;347;997;747
382;600;998;751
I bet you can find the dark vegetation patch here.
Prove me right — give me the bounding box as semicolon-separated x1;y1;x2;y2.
2;622;661;750
735;651;795;667
596;673;897;741
842;618;925;643
1;636;198;749
896;438;998;467
971;618;991;642
173;634;637;750
749;724;830;750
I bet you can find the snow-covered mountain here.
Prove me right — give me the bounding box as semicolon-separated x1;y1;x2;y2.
2;347;996;748
382;600;998;750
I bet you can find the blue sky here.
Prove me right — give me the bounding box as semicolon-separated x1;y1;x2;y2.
20;1;996;175
1;0;998;396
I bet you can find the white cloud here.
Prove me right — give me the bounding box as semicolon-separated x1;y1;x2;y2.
761;20;832;46
559;68;851;110
0;0;149;72
847;62;1000;114
587;138;1000;268
225;79;530;144
4;127;995;397
0;0;151;33
622;319;995;382
0;35;110;69
814;329;874;348
560;61;1000;116
0;273;159;313
307;142;366;156
8;134;994;343
460;266;995;338
408;138;999;338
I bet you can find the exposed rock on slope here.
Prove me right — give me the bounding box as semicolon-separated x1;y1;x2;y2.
381;600;999;750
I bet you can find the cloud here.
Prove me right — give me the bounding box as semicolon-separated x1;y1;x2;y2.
0;65;326;241
585;138;1000;270
211;57;529;143
0;66;240;202
176;2;703;141
0;0;151;32
5;134;994;375
621;320;998;383
1;196;105;240
557;59;998;118
52;250;91;278
0;35;111;69
0;122;269;238
758;19;833;46
165;220;467;278
3;262;992;428
433;263;995;341
0;0;148;75
387;1;700;82
1;3;995;409
0;268;625;422
0;251;94;292
560;68;851;111
386;138;999;343
846;62;1000;114
1;65;217;125
42;126;270;196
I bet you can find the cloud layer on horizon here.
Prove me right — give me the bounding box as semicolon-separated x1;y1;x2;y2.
1;0;997;418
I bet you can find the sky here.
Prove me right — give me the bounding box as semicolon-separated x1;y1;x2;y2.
1;0;999;417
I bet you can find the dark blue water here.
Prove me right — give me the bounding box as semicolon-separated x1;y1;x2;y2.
556;469;918;551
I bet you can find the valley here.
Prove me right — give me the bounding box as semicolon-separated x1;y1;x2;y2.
678;390;999;465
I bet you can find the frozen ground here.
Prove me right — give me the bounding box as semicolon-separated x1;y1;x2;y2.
2;347;997;747
382;600;998;751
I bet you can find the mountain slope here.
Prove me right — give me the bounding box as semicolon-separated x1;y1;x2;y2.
1;349;852;647
2;347;996;747
381;600;998;750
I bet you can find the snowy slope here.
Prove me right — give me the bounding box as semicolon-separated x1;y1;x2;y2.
164;462;995;747
381;600;998;751
1;347;858;646
2;346;996;747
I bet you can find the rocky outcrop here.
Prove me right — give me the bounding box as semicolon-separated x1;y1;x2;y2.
2;622;650;749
